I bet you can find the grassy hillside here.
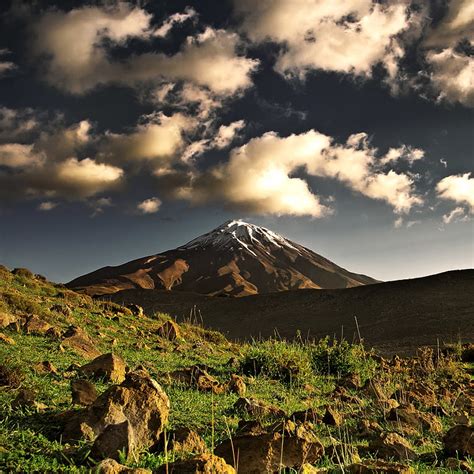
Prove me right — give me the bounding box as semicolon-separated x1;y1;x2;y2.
0;265;473;472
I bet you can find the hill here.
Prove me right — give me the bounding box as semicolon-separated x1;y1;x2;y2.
106;269;474;355
68;220;378;297
1;265;473;472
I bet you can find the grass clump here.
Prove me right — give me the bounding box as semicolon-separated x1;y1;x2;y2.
310;337;377;383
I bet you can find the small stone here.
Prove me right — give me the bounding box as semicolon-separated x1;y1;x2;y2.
96;458;151;473
323;406;343;426
0;332;15;345
78;353;126;383
156;453;235;474
368;432;417;461
156;320;181;340
61;325;101;359
227;374;246;396
23;315;52;335
126;304;144;317
34;361;58;375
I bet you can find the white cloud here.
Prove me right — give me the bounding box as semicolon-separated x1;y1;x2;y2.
381;146;425;165
0;143;44;168
137;197;161;214
153;8;197;38
38;201;57;211
235;0;413;79
33;4;258;96
426;48;474;107
176;129;423;216
442;206;469;224
213;120;245;149
437;173;474;211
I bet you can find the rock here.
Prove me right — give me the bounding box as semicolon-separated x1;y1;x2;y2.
126;304;144;317
156;320;181;340
157;426;207;455
63;370;169;460
215;421;324;473
290;408;321;424
34;361;58;375
446;457;474;472
338;373;362;390
233;397;285;418
50;304;72;317
61;325;101;359
170;365;226;394
71;379;98;406
323;406;343;426
0;332;15;345
368;433;417;461
461;344;474;362
348;460;415;473
0;365;23;387
453;411;471;426
46;326;63;339
23;315;52;335
357;419;383;438
443;425;474;457
96;458;151;473
455;393;474;416
156;453;235;474
78;353;126;383
0;312;18;329
227;374;246;396
12;389;47;410
387;405;442;434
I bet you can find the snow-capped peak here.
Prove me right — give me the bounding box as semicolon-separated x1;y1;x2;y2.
179;219;299;255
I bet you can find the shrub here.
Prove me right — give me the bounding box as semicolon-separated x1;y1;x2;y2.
310;337;377;383
12;268;34;279
240;339;313;385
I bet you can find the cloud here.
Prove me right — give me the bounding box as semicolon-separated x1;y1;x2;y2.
381;145;425;165
425;48;474;107
153;7;197;38
173;129;423;216
0;107;39;140
235;0;413;79
137;197;161;214
33;4;258;96
442;206;469;224
0;48;15;76
437;173;474;211
213;120;245;149
38;201;57;211
0;143;44;168
101;113;196;165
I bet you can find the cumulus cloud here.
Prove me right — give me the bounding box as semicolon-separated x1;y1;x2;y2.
101;113;196;165
381;145;425;165
235;0;413;79
425;48;474;107
33;4;258;96
0;143;44;168
137;197;161;214
153;7;197;38
437;173;474;211
38;201;57;211
173;130;423;216
213;120;245;149
442;206;469;224
0;107;39;140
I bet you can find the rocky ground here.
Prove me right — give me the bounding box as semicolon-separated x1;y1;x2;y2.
0;265;473;473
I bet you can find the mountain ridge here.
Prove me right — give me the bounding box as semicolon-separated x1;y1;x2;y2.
68;220;378;296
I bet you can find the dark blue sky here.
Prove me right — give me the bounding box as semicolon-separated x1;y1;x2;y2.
0;0;473;282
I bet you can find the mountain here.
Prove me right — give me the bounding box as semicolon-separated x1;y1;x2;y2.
106;269;474;355
68;220;378;296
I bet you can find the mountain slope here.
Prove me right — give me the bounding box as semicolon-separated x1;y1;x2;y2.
68;220;378;296
106;269;474;355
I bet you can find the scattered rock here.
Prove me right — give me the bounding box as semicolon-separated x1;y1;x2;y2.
453;411;471;426
156;453;235;474
126;304;143;317
0;332;15;345
50;304;72;317
323;406;343;426
61;326;101;359
227;374;246;396
78;353;126;383
387;404;442;434
23;315;52;335
348;460;415;473
12;389;47;411
96;458;151;473
170;365;226;394
156;320;181;340
368;432;417;461
0;365;23;387
157;426;207;455
443;425;474;457
34;361;58;375
71;379;98;406
63;370;169;460
0;312;18;329
290;408;321;424
215;420;324;473
445;457;474;473
233;397;285;418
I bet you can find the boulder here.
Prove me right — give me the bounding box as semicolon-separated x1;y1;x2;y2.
96;458;151;473
61;326;101;359
24;315;52;335
78;353;126;383
156;453;235;473
156;320;181;340
0;332;15;345
156;426;207;455
63;370;169;460
71;379;98;406
215;421;324;473
368;433;417;461
443;425;474;457
387;405;442;434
